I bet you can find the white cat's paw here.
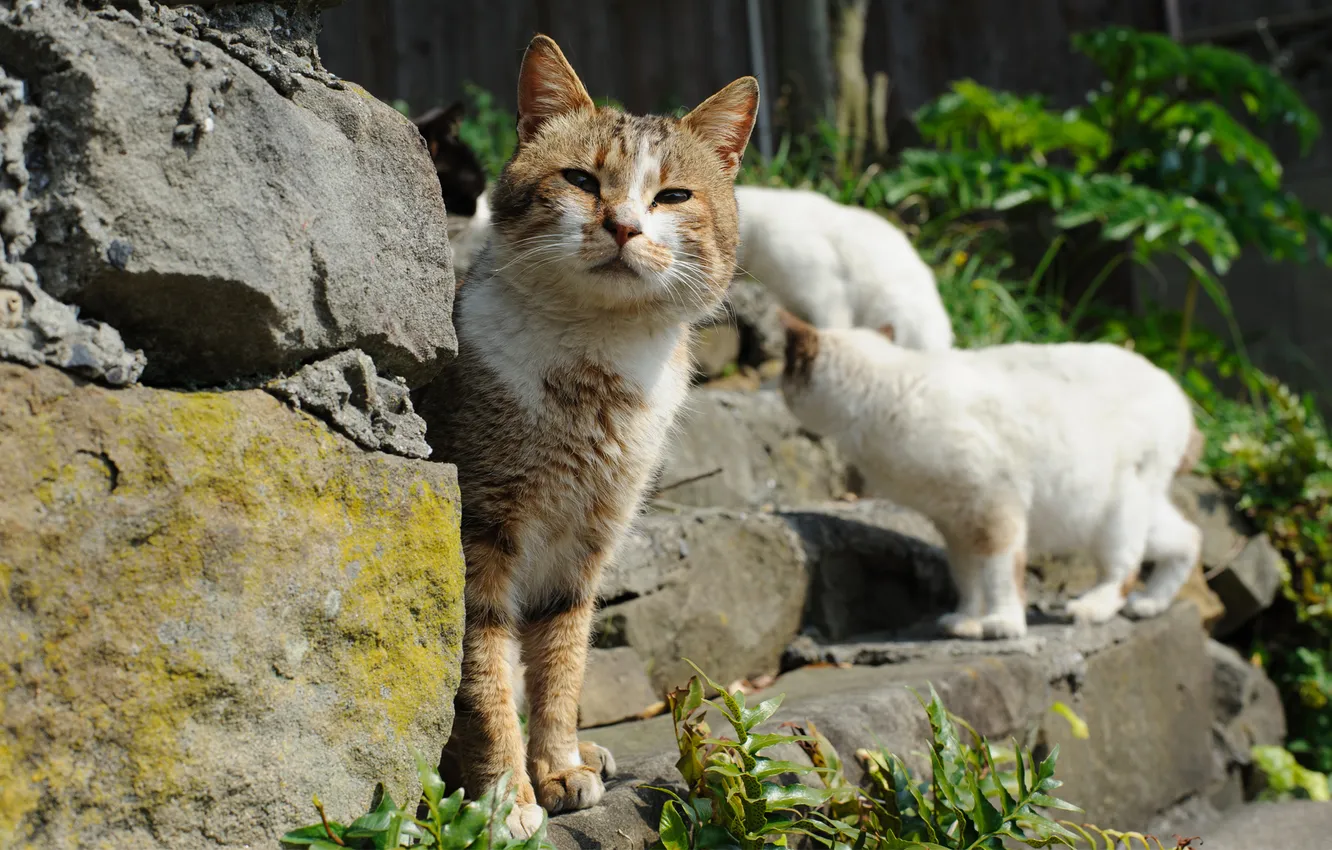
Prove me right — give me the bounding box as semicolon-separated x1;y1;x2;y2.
938;612;984;640
1122;593;1171;620
1065;589;1125;625
506;802;546;840
979;612;1027;640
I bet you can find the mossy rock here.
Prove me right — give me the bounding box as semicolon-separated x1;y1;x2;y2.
0;364;464;849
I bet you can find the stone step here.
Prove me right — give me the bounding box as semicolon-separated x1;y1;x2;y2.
551;612;1265;849
1151;801;1332;850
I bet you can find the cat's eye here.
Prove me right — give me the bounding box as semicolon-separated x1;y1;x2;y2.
654;189;692;205
563;169;600;194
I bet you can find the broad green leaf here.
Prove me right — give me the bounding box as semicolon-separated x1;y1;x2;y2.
412;748;447;811
742;732;814;753
763;782;834;810
739;695;784;732
966;767;1005;835
437;787;465;824
658;801;691;850
280;823;348;845
979;740;1019;817
1029;792;1083;813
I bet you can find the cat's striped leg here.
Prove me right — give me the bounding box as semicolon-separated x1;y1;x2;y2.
445;542;544;838
521;581;616;816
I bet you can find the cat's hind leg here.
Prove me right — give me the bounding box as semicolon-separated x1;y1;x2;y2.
940;508;1028;640
938;545;988;639
1124;495;1201;619
1068;481;1150;624
976;543;1029;639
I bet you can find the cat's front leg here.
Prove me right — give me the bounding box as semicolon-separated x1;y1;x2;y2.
521;582;617;816
447;544;545;838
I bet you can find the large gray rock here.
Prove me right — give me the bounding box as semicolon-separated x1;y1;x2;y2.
0;363;466;849
1209;535;1285;636
1041;609;1213;830
1181;801;1332;850
0;67;146;385
578;647;662;729
656;390;850;509
551;613;1217;848
0;2;455;387
1172;475;1284;636
597;509;810;695
780;499;954;641
1208;639;1286;806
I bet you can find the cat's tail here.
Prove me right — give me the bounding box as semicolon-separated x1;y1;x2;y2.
1176;423;1205;476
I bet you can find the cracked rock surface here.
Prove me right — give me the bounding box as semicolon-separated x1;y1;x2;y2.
0;65;146;385
0;0;456;388
268;349;432;459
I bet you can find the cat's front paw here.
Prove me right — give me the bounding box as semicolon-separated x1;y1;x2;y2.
535;765;606;814
979;612;1027;639
506;802;547;839
1122;593;1170;619
578;741;617;779
1066;586;1126;625
938;612;984;640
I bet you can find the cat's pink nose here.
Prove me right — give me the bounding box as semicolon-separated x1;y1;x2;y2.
603;216;642;247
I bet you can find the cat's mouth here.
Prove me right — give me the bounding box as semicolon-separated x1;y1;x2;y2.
590;256;639;277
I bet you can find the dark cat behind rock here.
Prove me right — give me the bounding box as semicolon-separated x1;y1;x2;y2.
413;102;486;217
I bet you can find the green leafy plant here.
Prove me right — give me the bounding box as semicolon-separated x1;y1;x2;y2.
844;685;1087;849
281;749;554;850
650;661;847;850
881;25;1332;368
654;664;1184;849
457;83;518;180
1252;745;1331;802
1209;376;1332;772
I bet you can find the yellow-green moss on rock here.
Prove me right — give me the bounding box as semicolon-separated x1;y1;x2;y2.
0;364;464;849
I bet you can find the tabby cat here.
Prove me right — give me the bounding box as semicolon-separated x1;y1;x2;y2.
413;35;758;835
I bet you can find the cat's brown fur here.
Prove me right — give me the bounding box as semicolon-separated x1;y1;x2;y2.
413;35;757;835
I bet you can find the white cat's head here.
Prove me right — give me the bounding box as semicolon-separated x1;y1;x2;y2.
778;310;897;436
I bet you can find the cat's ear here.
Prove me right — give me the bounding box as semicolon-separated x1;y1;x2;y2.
417;102;466;158
682;76;759;177
877;323;896;342
516;35;595;145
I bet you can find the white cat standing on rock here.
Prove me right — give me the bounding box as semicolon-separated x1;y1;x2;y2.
735;185;954;350
778;312;1203;639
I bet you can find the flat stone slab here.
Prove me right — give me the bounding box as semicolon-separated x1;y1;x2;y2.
550;609;1213;848
1157;801;1332;850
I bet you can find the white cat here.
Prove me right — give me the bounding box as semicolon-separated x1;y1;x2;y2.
778;311;1203;639
447;190;491;280
734;185;953;350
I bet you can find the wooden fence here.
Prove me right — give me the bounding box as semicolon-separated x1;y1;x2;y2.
317;0;1332;405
